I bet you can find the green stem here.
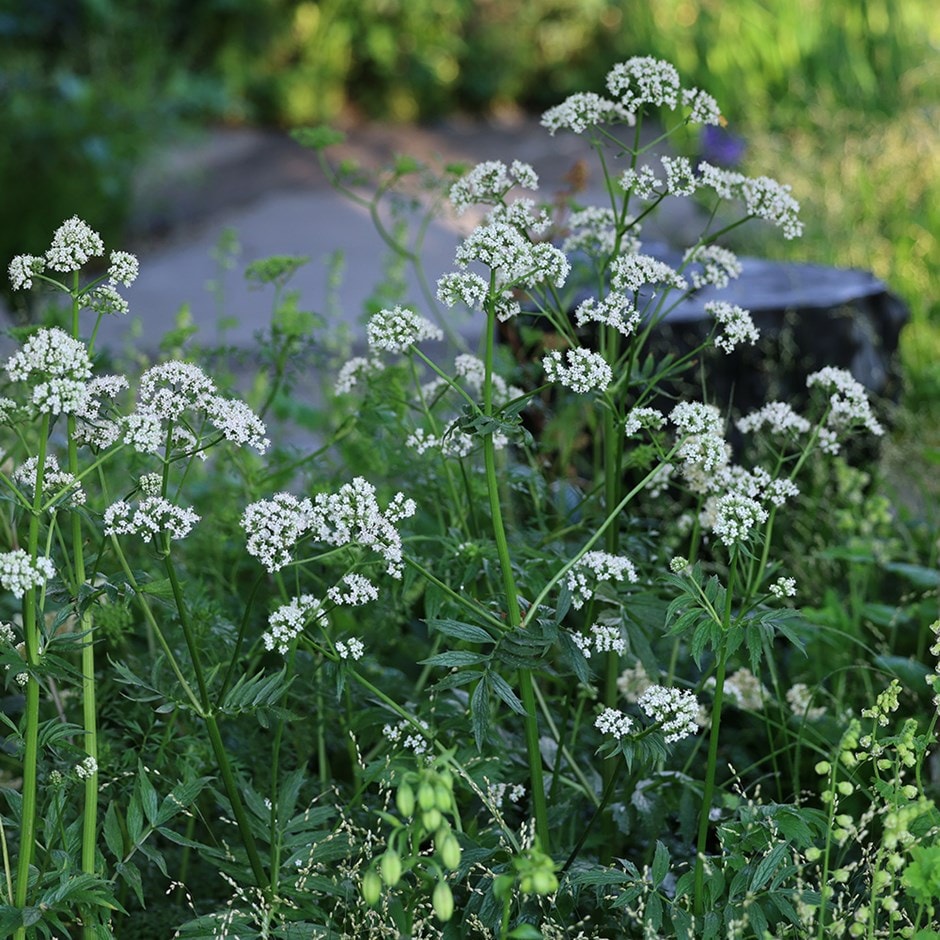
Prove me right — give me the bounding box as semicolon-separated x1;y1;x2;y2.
693;552;737;915
481;299;550;853
13;415;50;940
163;556;269;889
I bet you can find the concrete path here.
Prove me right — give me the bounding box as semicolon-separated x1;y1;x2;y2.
117;114;704;355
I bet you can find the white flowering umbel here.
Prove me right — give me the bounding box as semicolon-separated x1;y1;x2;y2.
264;595;326;655
706;301;760;353
595;707;634;739
123;361;269;456
13;455;86;507
572;622;626;659
241;493;316;573
5;328;93;416
543;348;612;394
638;685;700;743
104;496;200;543
566;551;638;610
806;366;884;445
449;159;539;213
0;550;56;599
366;306;443;354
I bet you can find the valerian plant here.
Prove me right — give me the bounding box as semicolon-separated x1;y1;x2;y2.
0;57;935;940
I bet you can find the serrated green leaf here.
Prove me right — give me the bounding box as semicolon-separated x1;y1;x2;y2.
428;669;485;692
103;802;124;860
488;672;526;716
471;676;489;750
116;860;145;907
427;618;494;644
651;840;670;887
136;763;159;826
750;841;789;892
127;794;144;845
420;650;490;668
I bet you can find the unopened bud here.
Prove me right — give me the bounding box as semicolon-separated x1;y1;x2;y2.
432;880;454;922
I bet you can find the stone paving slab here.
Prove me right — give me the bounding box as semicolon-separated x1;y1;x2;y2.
116;114;703;353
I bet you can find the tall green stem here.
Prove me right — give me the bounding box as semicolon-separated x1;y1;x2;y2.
163;556;269;889
693;553;737;915
481;301;550;853
13;415;50;940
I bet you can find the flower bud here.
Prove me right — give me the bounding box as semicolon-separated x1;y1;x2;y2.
434;782;453;812
379;850;402;887
422;808;443;832
432;880;454;922
395;782;416;818
440;833;462;870
361;868;382;906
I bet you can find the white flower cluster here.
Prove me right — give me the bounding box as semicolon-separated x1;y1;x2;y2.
572;622;626;659
720;668;768;711
736;401;811;437
242;479;416;578
312;478;416;578
485;781;526;810
104;497;200;542
611;253;688;295
806;366;884;442
366;306;443;354
335;637;365;660
437;271;489;312
124;361;269;455
541;91;635;135
86;285;128;316
264;594;325;655
406;423;507;459
620;165;661;200
45;217;105;272
669;402;731;493
706;301;759;353
574;294;640;338
8;254;46;291
13;455;85;506
5;328;93;416
75;756;99;780
71;375;129;449
383;718;431;756
567;551;638;610
454;222;570;294
684;245;742;290
327;573;379;607
486;199;553;236
449;160;539;214
660;156;698;196
107;250;139;287
617;662;653;702
624;407;665;437
637;685;700;743
595;707;634;739
334;356;384;395
607;57;682;110
241;493;316;572
543;347;612;394
698;163;803;239
786;682;826;721
452;353;521;404
769;576;797;598
0;550;56;598
0;622;15;646
562;206;640;258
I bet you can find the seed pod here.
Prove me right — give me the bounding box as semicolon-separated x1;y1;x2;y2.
432;880;454;922
440;833;462;871
434;782;453;812
421;807;443;832
417;780;437;811
379;849;402;887
361;868;382;906
395;782;416;818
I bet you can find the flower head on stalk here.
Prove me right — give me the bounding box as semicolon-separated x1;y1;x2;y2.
449;160;538;213
103;496;200;543
44;216;104;273
0;550;56;599
366;306;443;354
543;347;612;394
5;328;93;416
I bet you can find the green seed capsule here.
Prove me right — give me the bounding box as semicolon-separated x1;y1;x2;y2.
418;781;437;811
422;808;443;832
379;849;402;887
440;834;462;870
361;868;382;906
434;782;453;812
432;881;454;922
395;782;415;818
531;869;559;895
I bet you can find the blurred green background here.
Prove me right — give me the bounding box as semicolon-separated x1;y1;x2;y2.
1;0;937;394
